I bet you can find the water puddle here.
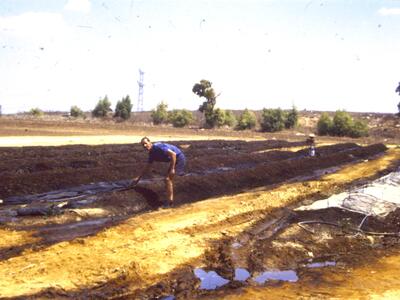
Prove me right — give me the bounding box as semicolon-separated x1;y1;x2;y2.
253;270;299;284
193;268;230;290
194;267;299;290
234;268;251;281
306;261;336;268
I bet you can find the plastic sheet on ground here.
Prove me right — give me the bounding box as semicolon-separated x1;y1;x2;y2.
296;170;400;217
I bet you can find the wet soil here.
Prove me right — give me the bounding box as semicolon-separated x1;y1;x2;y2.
0;121;400;299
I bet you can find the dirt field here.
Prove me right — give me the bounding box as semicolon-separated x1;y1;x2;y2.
0;116;400;299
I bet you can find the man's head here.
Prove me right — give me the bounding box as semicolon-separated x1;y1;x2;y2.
141;136;152;151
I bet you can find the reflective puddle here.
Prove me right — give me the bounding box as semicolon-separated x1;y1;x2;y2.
253;270;298;284
194;267;299;290
194;268;230;290
306;261;336;268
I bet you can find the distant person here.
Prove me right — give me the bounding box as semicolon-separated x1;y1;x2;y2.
306;133;316;157
131;137;186;207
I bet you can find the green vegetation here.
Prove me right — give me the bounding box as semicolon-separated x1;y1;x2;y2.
260;108;285;132
284;106;298;129
168;109;193;127
259;107;298;132
317;110;368;138
236;109;256;130
92;95;112;118
114;95;133;120
317;112;333;135
29;107;43;117
151;102;169;125
209;108;237;128
224;110;237;128
70;105;85;118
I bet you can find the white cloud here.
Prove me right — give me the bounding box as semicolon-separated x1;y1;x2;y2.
378;7;400;16
64;0;91;13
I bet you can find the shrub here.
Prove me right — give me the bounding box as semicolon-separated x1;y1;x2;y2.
70;105;85;118
316;110;368;138
260;108;285;132
285;106;298;129
210;108;226;127
29;108;43;117
236;109;257;130
317;112;333;135
332;110;353;136
168;109;193;127
213;109;237;128
114;95;133;120
92;96;112;118
349;119;369;138
151;102;169;125
224;110;237;127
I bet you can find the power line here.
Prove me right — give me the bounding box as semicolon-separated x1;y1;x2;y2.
137;69;144;112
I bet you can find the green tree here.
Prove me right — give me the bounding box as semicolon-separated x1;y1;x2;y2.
236;109;257;130
151;102;169;125
92;95;112;118
349;119;369;138
317;112;333;135
29;107;43;117
70;105;85;118
192;79;219;128
332;110;353;136
114;95;133;120
224;110;237;128
285;106;298;129
168;109;193;127
260;108;285;132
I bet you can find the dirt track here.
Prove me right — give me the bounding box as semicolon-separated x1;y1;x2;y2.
0;119;400;299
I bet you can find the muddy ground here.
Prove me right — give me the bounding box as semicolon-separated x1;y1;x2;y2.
0;118;400;299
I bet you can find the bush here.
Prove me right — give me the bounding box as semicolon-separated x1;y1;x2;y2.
92;96;112;118
332;110;353;136
317;112;333;135
168;109;193;127
29;108;43;117
210;108;226;128
317;110;368;138
114;95;133;120
285;106;298;129
70;105;85;118
260;108;285;132
349;119;369;138
151;102;169;125
236;109;256;130
224;110;237;127
212;109;237;128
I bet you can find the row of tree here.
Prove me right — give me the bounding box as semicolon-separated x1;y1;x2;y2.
27;78;400;138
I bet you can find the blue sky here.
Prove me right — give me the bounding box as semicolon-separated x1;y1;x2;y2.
1;0;400;114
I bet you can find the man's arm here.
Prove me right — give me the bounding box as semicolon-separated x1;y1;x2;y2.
167;150;177;176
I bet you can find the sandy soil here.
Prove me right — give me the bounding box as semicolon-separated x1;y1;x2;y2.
0;117;399;299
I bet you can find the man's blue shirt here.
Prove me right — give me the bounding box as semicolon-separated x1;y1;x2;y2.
148;142;183;163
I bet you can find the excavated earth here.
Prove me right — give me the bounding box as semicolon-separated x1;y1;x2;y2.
0;136;400;299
